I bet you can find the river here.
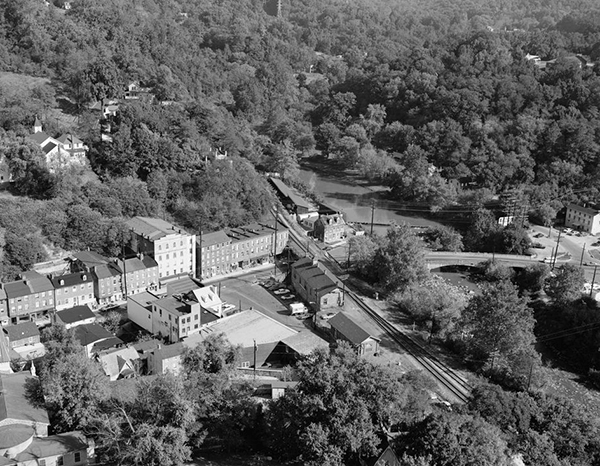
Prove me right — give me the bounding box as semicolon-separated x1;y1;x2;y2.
299;161;443;235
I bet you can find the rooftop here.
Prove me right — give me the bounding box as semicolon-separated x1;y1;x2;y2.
21;271;54;293
329;313;379;346
224;221;287;243
567;203;600;216
14;431;89;462
281;331;329;355
97;346;139;379
128;291;158;309
56;305;95;324
51;271;94;288
166;277;201;296
115;255;158;273
72;250;110;267
73;323;114;347
153;342;185;360
0;372;50;426
4;322;40;342
184;309;297;348
127;217;193;241
29;131;52;145
199;230;231;249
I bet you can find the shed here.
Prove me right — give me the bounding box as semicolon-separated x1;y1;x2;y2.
328;313;380;356
54;305;96;329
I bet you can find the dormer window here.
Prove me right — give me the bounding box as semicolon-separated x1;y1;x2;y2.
59;279;64;286
82;274;87;281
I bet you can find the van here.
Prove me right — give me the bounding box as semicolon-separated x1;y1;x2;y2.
289;302;307;316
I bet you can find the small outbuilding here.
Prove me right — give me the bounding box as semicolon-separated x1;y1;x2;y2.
328;313;380;356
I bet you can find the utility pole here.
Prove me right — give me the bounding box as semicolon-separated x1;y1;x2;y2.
253;339;257;379
346;241;352;270
121;240;128;300
370;201;375;236
551;228;562;270
273;207;278;276
590;265;598;298
580;243;587;268
198;230;203;281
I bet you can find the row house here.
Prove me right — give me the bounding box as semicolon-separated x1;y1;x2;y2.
51;272;95;311
127;216;196;283
313;214;346;244
196;230;232;280
3;271;54;325
565;203;600;235
116;254;159;297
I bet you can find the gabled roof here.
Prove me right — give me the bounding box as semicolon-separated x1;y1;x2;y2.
329;313;379;346
93;263;122;280
92;337;123;354
41;141;58;155
0;372;50;426
98;346;139;379
3;281;31;299
73;323;113;347
567;203;600;216
116;255;158;273
57;133;83;145
199;230;231;249
239;342;278;368
127;217;193;241
73;251;110;267
184;309;297;348
269;177;314;210
4;322;40;342
281;331;329;355
191;287;222;309
21;271;54;293
51;272;93;289
0;330;10;364
14;431;88;462
29;131;53;145
292;259;338;294
133;339;162;353
56;305;95;324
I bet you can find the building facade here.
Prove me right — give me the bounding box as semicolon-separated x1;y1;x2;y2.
116;255;159;297
565;203;600;235
197;231;232;279
4;272;55;324
51;272;95;311
127;217;196;282
151;295;217;343
313;214;345;243
290;258;343;312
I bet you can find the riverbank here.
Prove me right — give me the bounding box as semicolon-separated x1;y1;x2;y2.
299;157;445;234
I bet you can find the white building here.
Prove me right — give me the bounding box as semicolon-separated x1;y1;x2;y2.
565;203;600;235
127;217;197;283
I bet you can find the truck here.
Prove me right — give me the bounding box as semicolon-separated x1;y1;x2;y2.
289;302;308;316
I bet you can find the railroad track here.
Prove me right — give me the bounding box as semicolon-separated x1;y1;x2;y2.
278;210;473;403
347;289;473;403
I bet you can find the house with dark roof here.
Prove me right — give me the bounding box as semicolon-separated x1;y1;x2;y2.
71;251;123;305
51;272;95;311
53;305;96;329
3;322;40;349
3;271;54;324
313;214;346;244
73;323;122;358
29;121;88;172
115;254;159;297
290;258;343;312
11;430;95;466
372;446;401;466
328;313;380;356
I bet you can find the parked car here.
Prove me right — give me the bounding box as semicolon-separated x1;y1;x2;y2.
295;312;312;320
281;294;296;300
320;312;336;321
222;303;236;314
274;288;289;295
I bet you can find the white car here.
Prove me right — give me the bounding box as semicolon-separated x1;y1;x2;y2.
274;288;289;295
281;294;296;300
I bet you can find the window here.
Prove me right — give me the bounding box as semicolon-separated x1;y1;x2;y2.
241;361;250;368
74;452;81;463
40;460;46;466
57;457;64;466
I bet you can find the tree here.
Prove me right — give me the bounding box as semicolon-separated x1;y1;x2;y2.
517;263;551;294
40;348;109;432
266;344;430;466
348;233;379;277
422;225;463;251
371;224;429;293
3;229;47;270
499;224;532;255
464;208;500;252
545;264;585;303
460;280;539;387
397;412;511;466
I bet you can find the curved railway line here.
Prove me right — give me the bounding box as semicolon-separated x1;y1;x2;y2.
278;210;473;403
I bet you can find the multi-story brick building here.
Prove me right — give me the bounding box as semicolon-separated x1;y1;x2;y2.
127;217;196;282
197;231;232;280
4;271;55;324
313;214;346;244
72;251;123;305
290;258;343;312
226;222;288;270
51;272;95;311
116;254;159;297
150;294;218;343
